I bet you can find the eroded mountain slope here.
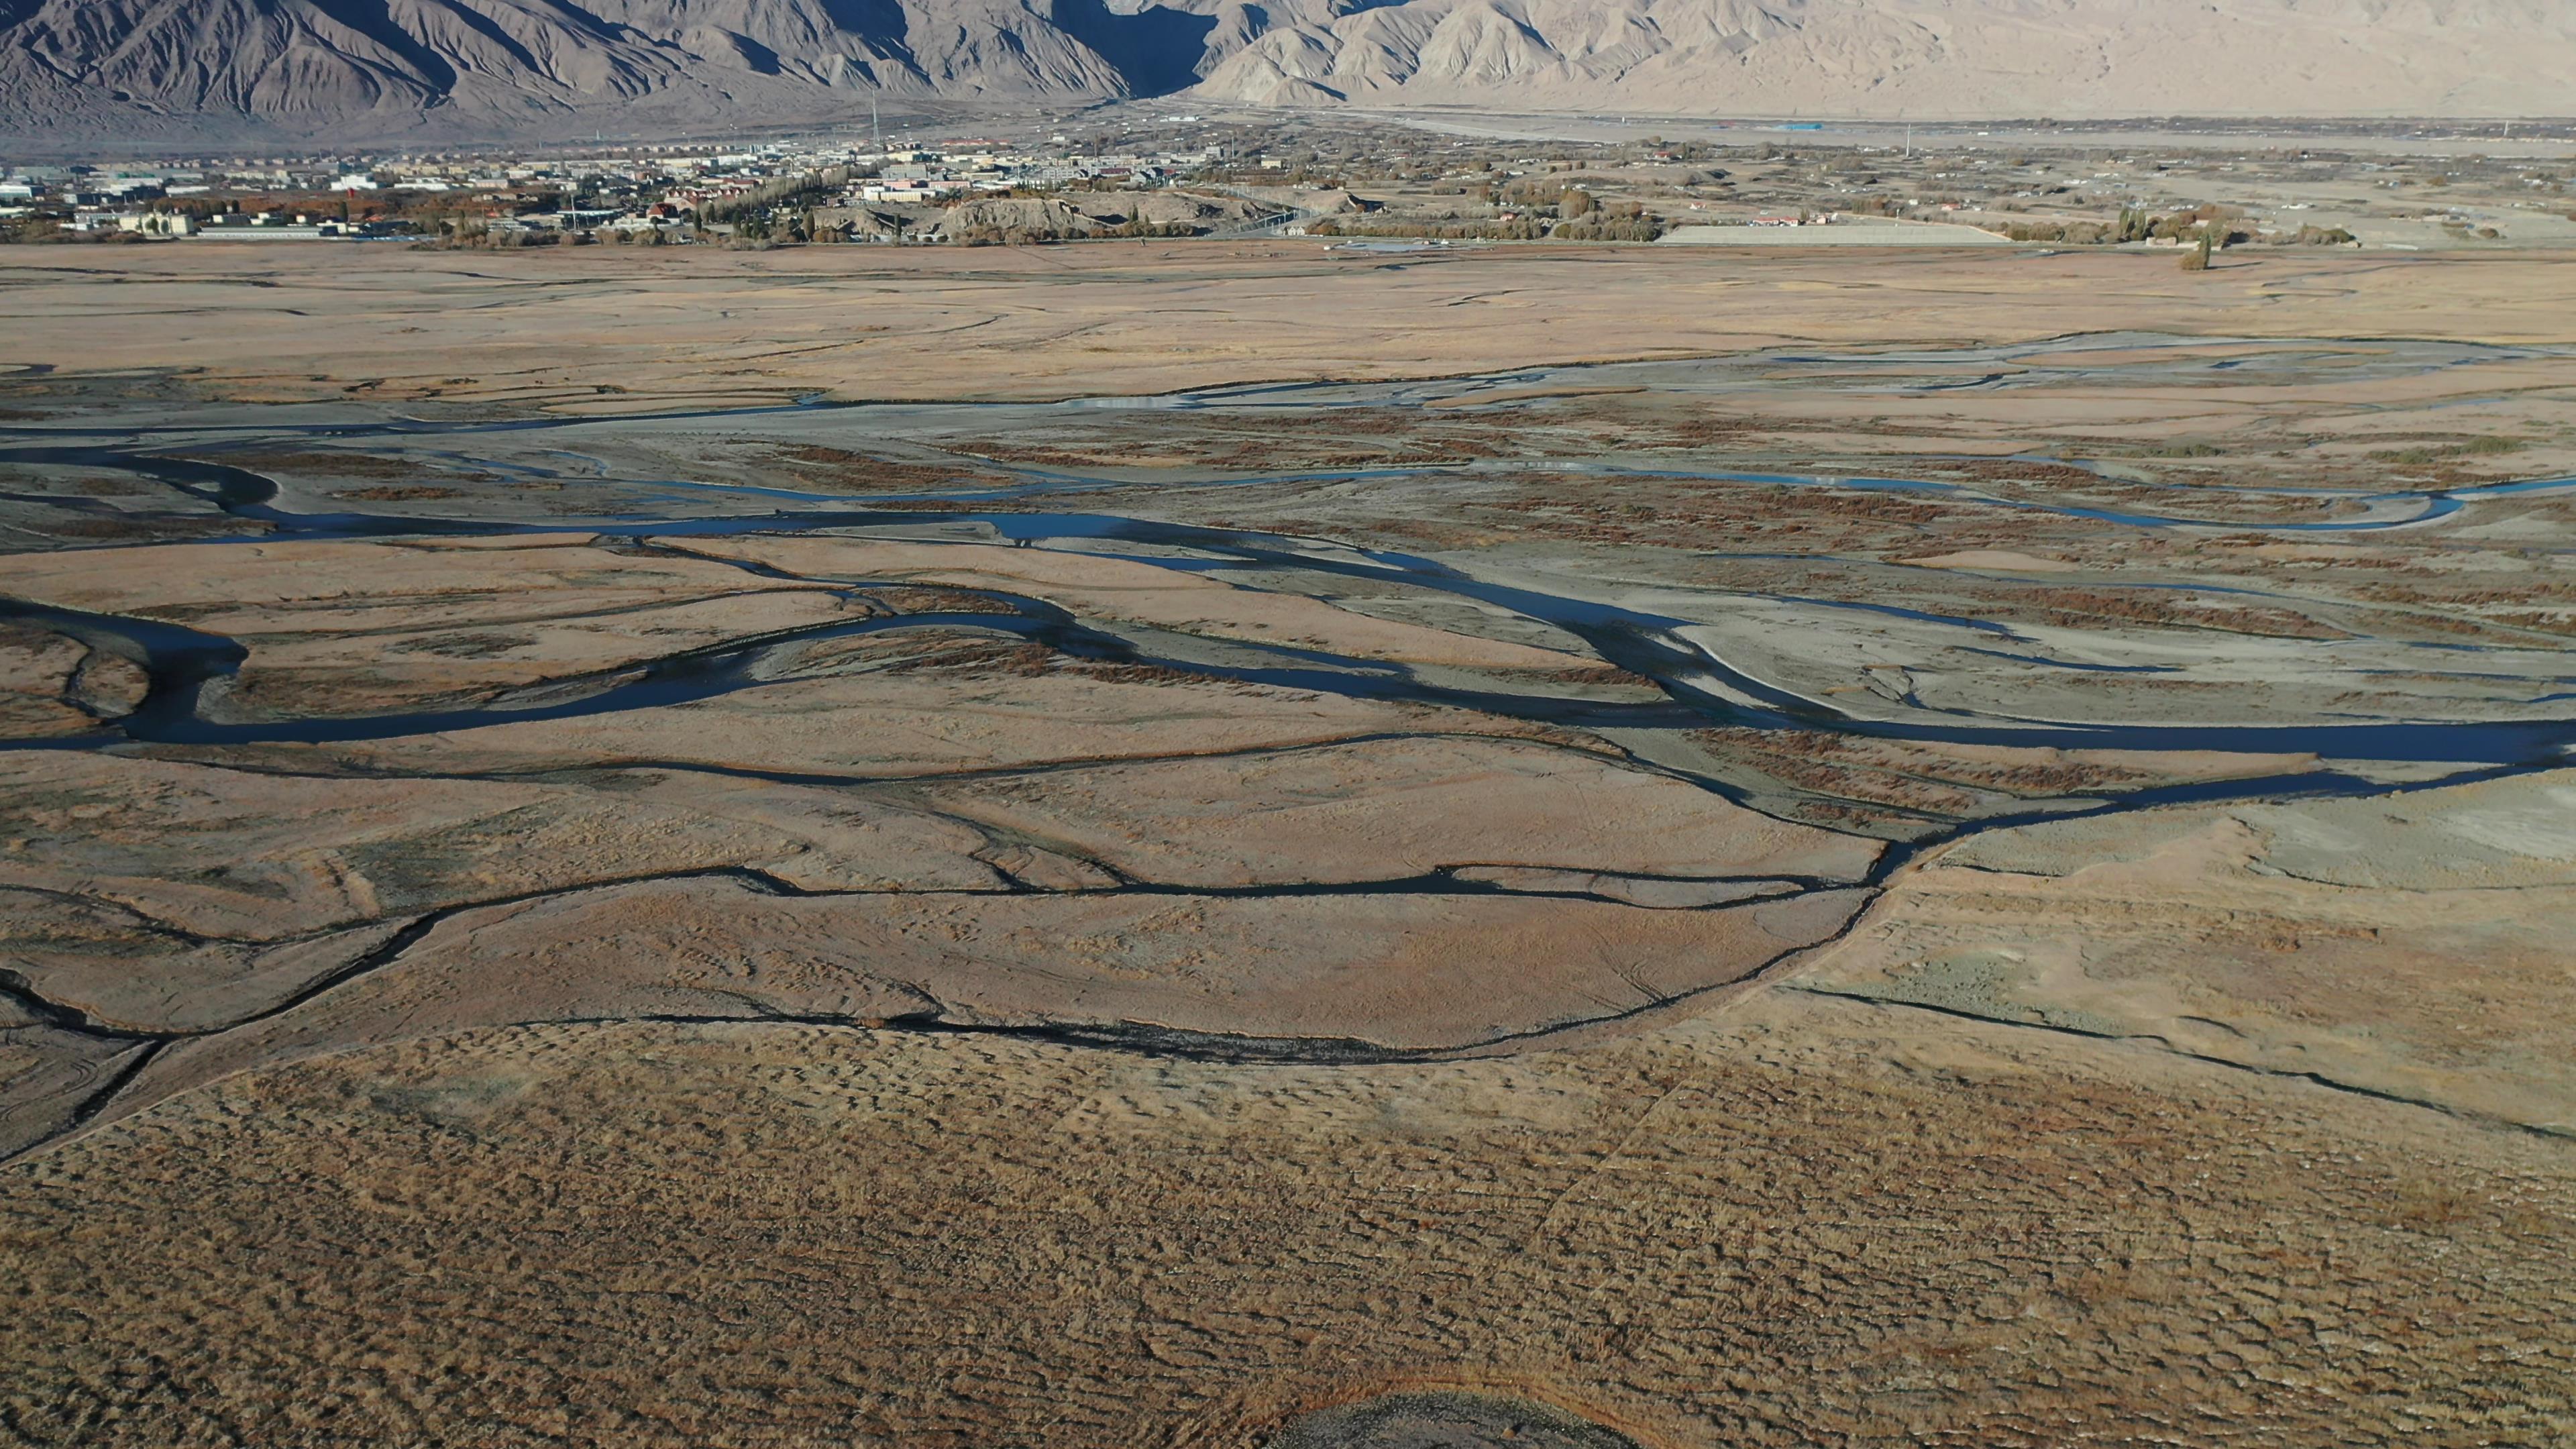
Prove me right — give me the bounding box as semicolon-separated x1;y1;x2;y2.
5;0;2572;143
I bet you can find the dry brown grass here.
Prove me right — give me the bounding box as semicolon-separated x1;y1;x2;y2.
4;994;2568;1448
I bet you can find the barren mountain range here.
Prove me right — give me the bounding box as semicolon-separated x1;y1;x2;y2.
1;1;2567;153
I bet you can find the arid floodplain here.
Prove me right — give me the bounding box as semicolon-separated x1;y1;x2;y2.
4;242;2576;1446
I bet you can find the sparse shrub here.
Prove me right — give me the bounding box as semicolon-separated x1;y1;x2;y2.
2002;220;2111;244
2391;1180;2483;1233
2369;437;2520;464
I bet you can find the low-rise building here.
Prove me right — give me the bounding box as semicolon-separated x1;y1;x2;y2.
123;211;196;236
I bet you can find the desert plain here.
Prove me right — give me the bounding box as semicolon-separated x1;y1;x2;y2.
3;240;2575;1446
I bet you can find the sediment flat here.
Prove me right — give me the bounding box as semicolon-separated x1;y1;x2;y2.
3;244;2573;1447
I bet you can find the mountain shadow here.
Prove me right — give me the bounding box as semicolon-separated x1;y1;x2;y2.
1050;0;1218;98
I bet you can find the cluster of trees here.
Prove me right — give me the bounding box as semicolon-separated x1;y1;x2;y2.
1305;207;1662;243
427;219;561;250
1994;219;2122;244
1993;209;2221;245
2115;205;2250;244
1553;198;1662;241
1197;162;1345;189
727;211;861;246
4;219;122;244
1552;214;1664;242
1991;204;2347;251
418;216;708;248
1306;217;1548;240
1107;219;1202;238
698;168;849;225
1302;179;1664;241
1490;176;1614;208
954;219;1201;246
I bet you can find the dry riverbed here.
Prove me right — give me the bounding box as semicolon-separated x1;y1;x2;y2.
3;245;2574;1448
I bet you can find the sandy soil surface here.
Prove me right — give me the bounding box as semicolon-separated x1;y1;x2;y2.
1796;775;2576;1136
1;243;2571;409
3;246;2573;1447
3;996;2567;1447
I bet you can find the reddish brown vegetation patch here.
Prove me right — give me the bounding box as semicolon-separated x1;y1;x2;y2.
770;445;1009;494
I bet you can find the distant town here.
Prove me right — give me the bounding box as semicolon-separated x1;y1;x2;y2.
0;123;1285;245
3;113;2569;254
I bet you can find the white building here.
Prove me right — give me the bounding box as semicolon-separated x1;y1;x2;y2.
122;211;197;236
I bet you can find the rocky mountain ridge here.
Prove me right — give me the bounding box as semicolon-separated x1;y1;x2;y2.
1;0;2566;144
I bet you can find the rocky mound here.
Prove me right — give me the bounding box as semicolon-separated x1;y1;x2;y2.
942;196;1110;241
940;189;1266;240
